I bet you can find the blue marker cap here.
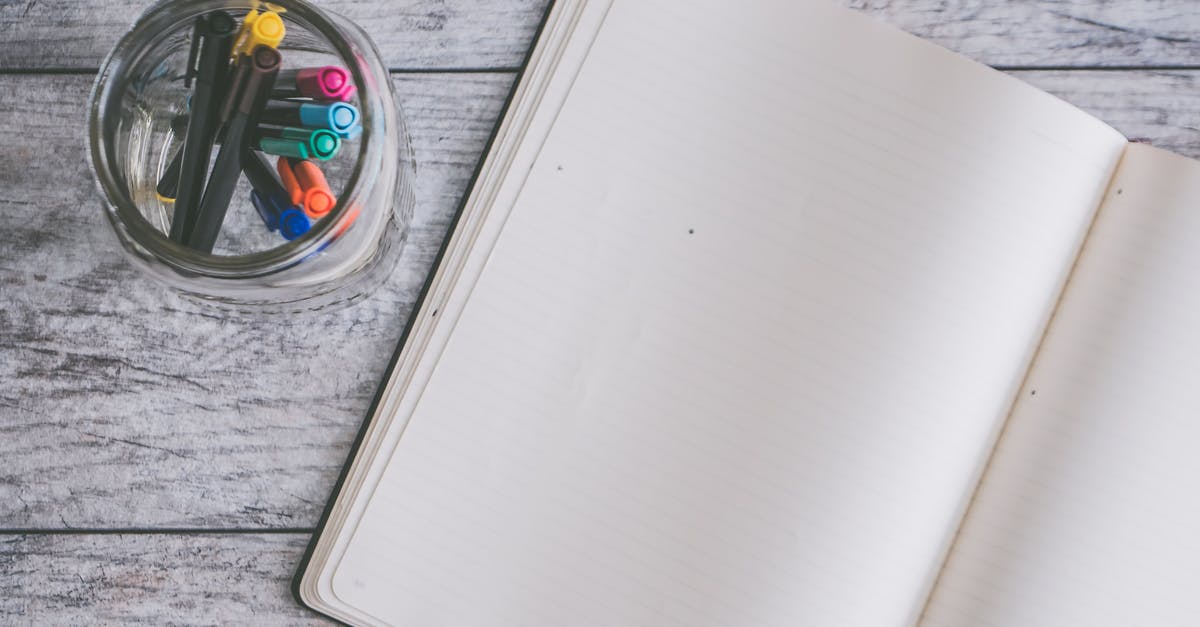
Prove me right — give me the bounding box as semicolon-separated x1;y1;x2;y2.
278;207;311;240
298;102;360;139
252;190;311;240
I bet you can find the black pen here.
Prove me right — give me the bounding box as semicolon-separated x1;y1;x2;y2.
170;11;237;243
154;113;191;202
186;45;282;252
157;150;183;202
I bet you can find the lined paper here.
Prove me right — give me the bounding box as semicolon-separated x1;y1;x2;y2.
327;1;1126;625
921;144;1200;627
299;2;610;621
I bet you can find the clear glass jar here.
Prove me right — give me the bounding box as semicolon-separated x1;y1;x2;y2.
88;0;415;311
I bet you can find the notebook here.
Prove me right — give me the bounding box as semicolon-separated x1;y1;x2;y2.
294;1;1200;625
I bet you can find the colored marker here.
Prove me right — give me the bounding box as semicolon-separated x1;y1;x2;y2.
171;10;238;243
277;157;337;219
272;66;355;102
187;45;281;252
252;190;311;240
260;100;360;139
232;10;285;57
252;124;340;160
244;151;310;240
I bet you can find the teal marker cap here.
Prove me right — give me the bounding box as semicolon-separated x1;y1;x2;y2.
308;129;340;160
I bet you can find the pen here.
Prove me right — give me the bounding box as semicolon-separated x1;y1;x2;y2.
244;150;311;240
252;124;341;160
186;45;282;252
272;66;356;102
157;150;183;202
259;100;361;138
170;10;238;243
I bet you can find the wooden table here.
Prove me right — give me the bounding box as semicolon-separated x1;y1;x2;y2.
1;1;1197;623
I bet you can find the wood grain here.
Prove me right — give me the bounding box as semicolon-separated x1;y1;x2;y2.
0;533;325;625
0;72;513;529
1015;70;1200;155
3;69;1200;533
6;1;1200;621
5;1;1200;71
0;0;549;71
845;0;1200;68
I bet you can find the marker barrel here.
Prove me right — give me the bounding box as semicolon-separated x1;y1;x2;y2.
157;148;184;201
260;100;361;138
243;150;292;203
171;11;237;242
187;45;281;252
252;124;340;160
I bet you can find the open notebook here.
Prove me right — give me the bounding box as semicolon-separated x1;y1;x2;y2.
294;1;1200;625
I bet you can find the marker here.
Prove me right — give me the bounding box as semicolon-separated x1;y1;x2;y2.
155;113;200;202
244;151;310;240
252;190;311;240
157;149;183;202
252;124;340;160
171;112;190;135
232;10;285;57
187;45;281;252
272;66;355;102
277;157;337;219
170;10;238;243
259;100;360;138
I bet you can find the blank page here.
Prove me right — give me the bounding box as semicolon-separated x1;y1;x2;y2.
921;144;1200;626
330;1;1125;625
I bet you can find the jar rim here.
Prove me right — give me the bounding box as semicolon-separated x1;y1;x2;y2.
87;0;382;279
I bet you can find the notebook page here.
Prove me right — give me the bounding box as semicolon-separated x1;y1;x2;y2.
331;1;1125;625
300;0;606;620
921;145;1200;626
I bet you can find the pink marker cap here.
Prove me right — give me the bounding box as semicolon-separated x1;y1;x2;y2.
295;66;355;101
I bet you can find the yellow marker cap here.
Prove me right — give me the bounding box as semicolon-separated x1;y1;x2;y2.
234;10;285;55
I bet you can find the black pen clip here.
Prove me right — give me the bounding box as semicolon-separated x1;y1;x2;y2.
185;16;205;88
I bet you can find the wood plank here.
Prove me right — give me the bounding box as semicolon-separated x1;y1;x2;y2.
0;533;325;624
845;0;1200;68
4;1;1200;71
3;69;1200;530
0;72;513;529
0;0;549;70
1014;70;1200;156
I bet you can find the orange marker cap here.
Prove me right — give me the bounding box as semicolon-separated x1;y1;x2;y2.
293;160;337;218
276;156;304;206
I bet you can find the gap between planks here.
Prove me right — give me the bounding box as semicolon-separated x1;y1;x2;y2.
0;66;524;76
2;64;1195;78
0;528;314;536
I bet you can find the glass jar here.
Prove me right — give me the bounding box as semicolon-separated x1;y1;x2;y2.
88;0;416;311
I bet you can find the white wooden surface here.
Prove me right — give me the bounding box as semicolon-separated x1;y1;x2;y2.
1;0;1199;623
